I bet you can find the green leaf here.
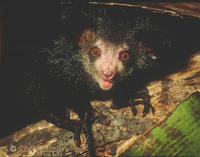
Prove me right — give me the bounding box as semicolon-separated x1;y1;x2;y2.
121;92;200;157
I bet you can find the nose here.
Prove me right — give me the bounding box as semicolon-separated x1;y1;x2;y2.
102;70;114;80
101;64;115;80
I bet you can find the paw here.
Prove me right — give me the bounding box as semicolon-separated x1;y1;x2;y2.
130;100;154;116
142;102;155;116
46;112;83;146
129;87;155;116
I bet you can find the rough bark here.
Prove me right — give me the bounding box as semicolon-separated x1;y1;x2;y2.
1;2;200;157
0;50;200;156
88;2;200;19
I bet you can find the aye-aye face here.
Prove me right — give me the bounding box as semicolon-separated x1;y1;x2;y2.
79;30;157;91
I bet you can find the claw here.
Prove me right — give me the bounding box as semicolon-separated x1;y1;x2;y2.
73;121;82;146
46;112;83;146
82;111;97;157
131;105;138;116
130;87;155;116
46;108;97;156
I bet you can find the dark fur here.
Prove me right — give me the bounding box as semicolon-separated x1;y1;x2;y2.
38;11;154;102
1;4;200;156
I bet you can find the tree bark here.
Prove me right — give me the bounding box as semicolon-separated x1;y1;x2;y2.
1;2;200;157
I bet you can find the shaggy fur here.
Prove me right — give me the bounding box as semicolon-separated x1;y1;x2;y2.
2;4;198;156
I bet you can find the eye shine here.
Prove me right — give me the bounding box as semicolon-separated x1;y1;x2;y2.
1;5;179;157
91;47;101;57
120;51;130;61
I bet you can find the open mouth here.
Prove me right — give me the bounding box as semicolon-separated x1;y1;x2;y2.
99;72;115;90
102;79;112;89
101;75;114;90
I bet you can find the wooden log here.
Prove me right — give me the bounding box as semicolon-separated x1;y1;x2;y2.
88;2;200;19
0;50;200;157
115;51;200;156
1;2;200;157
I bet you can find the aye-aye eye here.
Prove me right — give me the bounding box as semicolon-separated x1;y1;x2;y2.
91;47;101;57
120;51;130;61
